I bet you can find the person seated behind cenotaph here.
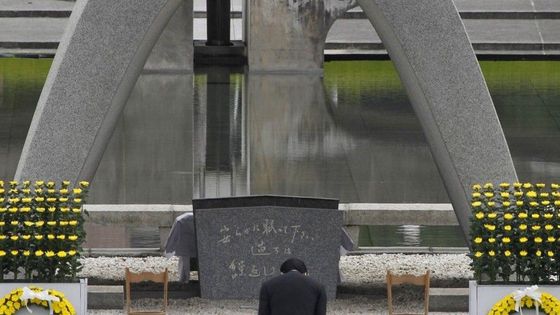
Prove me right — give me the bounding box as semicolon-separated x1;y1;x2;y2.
258;258;327;315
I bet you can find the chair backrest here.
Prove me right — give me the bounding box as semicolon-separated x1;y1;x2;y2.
386;270;430;315
125;268;169;315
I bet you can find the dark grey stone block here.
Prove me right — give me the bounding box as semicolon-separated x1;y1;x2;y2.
87;286;123;310
194;197;342;300
429;288;469;312
193;195;339;210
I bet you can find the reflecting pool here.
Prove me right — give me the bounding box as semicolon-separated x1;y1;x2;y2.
107;61;560;204
1;59;559;247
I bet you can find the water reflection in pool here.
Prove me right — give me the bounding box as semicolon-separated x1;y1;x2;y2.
1;59;560;247
359;225;467;247
189;65;449;204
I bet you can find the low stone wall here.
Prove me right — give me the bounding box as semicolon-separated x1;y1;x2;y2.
84;203;460;250
84;203;458;226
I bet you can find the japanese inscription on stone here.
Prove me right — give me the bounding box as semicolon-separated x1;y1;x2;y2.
218;219;315;280
195;205;342;299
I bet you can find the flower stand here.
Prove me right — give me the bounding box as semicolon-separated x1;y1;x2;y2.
469;281;560;314
0;278;87;315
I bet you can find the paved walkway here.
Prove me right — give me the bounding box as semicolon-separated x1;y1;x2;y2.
326;18;560;56
1;0;559;57
0;0;73;12
454;0;560;12
88;306;467;315
2;0;558;13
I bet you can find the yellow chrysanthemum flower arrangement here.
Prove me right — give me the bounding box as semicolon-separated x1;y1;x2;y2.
470;182;560;283
0;180;89;281
488;292;560;315
0;287;76;315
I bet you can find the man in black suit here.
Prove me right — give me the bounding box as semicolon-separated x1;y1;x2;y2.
258;258;327;315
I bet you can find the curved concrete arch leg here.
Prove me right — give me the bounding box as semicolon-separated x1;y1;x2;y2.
15;0;184;183
356;0;517;238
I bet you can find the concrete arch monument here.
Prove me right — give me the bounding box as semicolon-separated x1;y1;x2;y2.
16;0;517;237
15;0;187;183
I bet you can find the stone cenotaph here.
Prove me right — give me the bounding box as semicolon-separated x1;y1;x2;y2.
193;195;342;299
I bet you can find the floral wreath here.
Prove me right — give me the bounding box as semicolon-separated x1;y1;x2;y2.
489;285;560;315
0;286;76;315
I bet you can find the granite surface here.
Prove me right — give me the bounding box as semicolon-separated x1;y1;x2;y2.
194;201;342;300
356;0;518;238
247;0;356;71
144;0;193;72
15;0;183;182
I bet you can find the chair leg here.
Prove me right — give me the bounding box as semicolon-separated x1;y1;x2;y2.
424;274;430;315
387;272;393;315
125;280;131;314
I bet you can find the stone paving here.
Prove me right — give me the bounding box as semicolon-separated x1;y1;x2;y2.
81;254;472;312
1;0;559;57
454;0;560;12
78;254;473;283
87;302;467;315
0;254;471;312
0;0;73;11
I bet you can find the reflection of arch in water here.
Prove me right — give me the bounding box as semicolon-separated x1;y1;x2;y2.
322;73;451;204
322;61;423;138
245;73;363;199
193;68;248;199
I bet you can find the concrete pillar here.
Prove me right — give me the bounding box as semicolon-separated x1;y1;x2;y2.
206;0;231;46
246;0;356;72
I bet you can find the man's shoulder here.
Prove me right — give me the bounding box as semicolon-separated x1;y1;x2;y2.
263;271;324;285
277;272;324;288
261;273;284;287
304;275;325;290
262;271;301;285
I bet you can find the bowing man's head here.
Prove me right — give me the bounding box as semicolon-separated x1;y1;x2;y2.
280;258;308;274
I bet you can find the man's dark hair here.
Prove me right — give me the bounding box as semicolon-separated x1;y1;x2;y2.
280;258;308;274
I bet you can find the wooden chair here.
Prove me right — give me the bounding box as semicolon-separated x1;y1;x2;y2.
125;267;169;315
386;270;430;315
